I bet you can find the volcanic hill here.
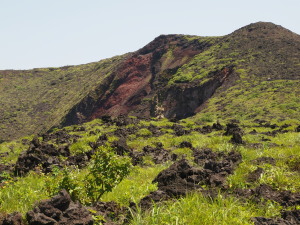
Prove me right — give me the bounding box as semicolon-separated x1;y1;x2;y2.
0;22;299;141
1;22;300;225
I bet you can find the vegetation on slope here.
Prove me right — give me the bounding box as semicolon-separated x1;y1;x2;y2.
0;55;126;141
0;115;299;224
1;22;299;141
0;22;299;224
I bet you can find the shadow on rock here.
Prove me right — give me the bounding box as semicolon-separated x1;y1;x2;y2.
253;210;300;225
27;190;93;225
0;212;24;225
234;184;300;207
137;151;241;210
14;137;70;176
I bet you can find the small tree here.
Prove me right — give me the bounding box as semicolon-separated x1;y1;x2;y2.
85;145;131;203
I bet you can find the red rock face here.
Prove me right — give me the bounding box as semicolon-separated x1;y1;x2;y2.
90;54;153;118
88;35;207;120
62;35;219;125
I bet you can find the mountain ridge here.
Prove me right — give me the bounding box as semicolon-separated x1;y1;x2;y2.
0;21;299;141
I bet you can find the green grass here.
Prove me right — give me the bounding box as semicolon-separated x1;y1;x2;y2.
101;165;167;206
0;140;28;164
197;79;300;123
131;192;281;225
0;114;299;224
0;172;50;214
0;55;126;141
168;38;233;85
227;132;300;191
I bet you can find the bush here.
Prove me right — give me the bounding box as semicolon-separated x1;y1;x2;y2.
85;146;132;203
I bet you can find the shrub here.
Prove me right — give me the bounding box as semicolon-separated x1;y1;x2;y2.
85;146;132;203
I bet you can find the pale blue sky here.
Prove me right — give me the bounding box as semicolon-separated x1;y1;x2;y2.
0;0;299;70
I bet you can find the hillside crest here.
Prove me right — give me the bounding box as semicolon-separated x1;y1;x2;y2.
0;22;299;140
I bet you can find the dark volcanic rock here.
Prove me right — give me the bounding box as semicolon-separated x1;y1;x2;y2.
252;157;276;165
247;167;264;183
127;142;176;166
142;145;174;164
138;190;172;210
253;210;300;225
114;127;138;138
153;159;202;197
14;138;68;176
224;123;245;144
224;123;243;136
193;148;218;165
114;115;132;127
235;184;300;207
178;141;193;149
14;137;95;175
194;125;213;134
89;134;108;149
42;130;79;144
139;152;242;209
281;210;300;224
0;212;24;225
252;216;290;225
147;124;164;137
172;124;190;136
66;152;91;168
26;190;93;225
212;122;224;130
230;132;244;144
101;115;113;124
111;137;131;156
193;148;242;169
90;201;128;224
201;125;213;134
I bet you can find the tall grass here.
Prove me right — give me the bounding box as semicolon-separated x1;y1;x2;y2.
131;192;281;225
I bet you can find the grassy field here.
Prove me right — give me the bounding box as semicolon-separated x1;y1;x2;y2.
0;116;299;224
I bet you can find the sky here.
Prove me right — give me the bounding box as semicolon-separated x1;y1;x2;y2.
0;0;299;70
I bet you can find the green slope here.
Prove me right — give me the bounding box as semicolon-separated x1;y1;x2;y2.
0;55;126;140
0;22;299;142
166;22;300;122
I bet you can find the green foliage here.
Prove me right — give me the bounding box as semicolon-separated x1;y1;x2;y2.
0;28;300;224
101;165;167;206
56;167;84;201
85;146;132;203
0;116;299;224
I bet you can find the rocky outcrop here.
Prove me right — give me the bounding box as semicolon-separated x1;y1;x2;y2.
159;67;233;119
61;34;219;125
0;212;24;225
137;150;242;209
26;190;93;225
252;210;300;225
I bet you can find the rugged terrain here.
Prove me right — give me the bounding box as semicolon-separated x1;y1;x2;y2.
1;22;299;141
0;22;299;224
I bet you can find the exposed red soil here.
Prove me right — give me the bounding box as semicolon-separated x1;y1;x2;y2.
62;35;212;125
89;35;206;120
90;54;153;118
